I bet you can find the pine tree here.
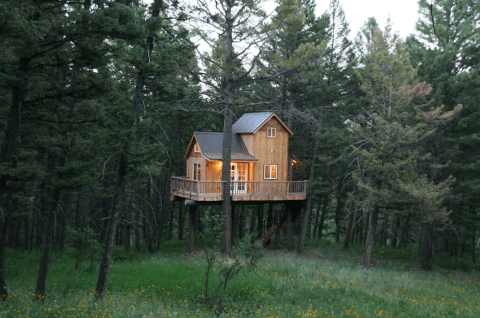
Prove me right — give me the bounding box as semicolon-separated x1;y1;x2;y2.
353;22;451;266
406;0;480;262
192;0;271;253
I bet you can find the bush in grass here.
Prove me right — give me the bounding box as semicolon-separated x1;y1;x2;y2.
434;254;478;272
65;226;101;271
234;236;264;271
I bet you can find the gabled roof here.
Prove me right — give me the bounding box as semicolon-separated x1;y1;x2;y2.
232;112;293;135
185;132;257;161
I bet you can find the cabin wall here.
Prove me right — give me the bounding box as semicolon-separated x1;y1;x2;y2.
186;152;205;180
206;161;222;181
253;117;289;182
241;134;254;156
204;161;254;181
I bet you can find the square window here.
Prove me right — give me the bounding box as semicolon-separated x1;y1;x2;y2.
264;165;277;179
194;143;200;152
267;128;276;138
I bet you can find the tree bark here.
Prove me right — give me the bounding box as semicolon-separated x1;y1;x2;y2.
95;152;128;300
419;224;434;270
334;184;343;243
219;0;236;254
390;215;400;248
399;217;410;249
317;197;329;239
249;206;255;235
145;182;153;252
0;217;9;301
313;199;321;238
188;205;196;253
343;205;355;249
231;204;235;247
134;188;140;253
256;204;264;240
124;196;131;253
472;224;476;264
380;215;388;246
35;155;64;299
238;205;244;239
363;205;379;266
286;202;294;252
297;137;320;253
178;201;184;240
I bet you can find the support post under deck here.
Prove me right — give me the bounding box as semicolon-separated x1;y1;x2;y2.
188;205;197;253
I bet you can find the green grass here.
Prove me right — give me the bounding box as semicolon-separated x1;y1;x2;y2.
1;241;480;317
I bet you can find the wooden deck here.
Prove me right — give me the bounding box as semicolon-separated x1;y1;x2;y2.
170;177;308;202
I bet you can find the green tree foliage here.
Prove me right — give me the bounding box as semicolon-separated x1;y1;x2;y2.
406;0;480;262
353;22;452;266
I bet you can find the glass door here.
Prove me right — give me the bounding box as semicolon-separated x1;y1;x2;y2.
230;163;248;194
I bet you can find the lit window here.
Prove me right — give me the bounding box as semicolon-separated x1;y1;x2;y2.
193;163;201;181
264;165;277;179
194;143;200;152
267;128;276;138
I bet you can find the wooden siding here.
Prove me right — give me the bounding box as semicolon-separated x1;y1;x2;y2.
186;152;205;180
252;117;289;182
202;161;254;181
241;134;254;156
205;160;222;180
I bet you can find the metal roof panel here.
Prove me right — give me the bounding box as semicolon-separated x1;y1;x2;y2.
232;112;273;134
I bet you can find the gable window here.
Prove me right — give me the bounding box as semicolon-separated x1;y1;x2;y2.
267;128;276;138
264;165;277;180
193;163;201;181
194;143;200;152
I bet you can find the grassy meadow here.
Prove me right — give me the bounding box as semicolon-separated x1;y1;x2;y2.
1;239;479;318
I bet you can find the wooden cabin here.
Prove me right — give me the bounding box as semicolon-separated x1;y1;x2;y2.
171;112;307;202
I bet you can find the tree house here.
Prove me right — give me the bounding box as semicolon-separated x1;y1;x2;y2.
170;112;308;203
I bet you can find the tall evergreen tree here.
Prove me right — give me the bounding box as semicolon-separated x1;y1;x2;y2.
353;22;451;266
192;0;271;253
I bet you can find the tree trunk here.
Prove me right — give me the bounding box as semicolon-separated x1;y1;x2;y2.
124;196;131;253
238;205;244;239
249;206;255;235
256;204;264;240
399;217;410;249
313;199;321;238
178;201;184;240
472;224;476;264
265;203;273;245
168;198;174;240
188;205;196;253
231;204;235;247
34;155;64;299
145;182;153;252
297;137;320;253
95;151;128;300
334;186;343;243
317;197;329;239
0;217;9;301
363;212;370;244
343;205;355;249
419;224;434;270
219;1;235;254
380;215;388;246
363;205;379;266
134;188;140;253
24;213;29;251
390;215;400;248
286;202;294;252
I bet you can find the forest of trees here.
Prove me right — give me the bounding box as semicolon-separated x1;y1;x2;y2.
1;0;479;301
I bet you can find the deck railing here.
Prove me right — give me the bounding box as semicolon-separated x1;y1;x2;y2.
171;177;308;201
